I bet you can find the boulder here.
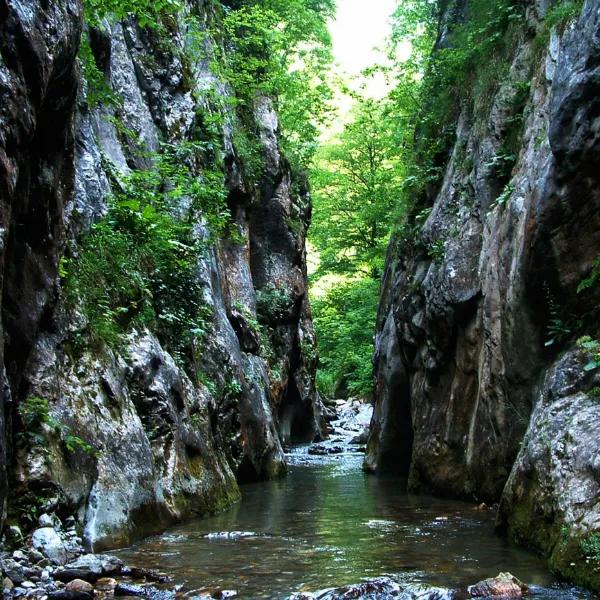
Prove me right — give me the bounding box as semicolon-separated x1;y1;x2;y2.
32;527;68;565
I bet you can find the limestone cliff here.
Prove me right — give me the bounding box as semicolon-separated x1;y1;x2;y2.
0;0;323;550
367;0;600;588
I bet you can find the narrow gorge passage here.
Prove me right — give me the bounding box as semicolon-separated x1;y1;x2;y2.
1;0;599;599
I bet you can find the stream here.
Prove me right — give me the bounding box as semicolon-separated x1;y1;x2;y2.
116;401;596;599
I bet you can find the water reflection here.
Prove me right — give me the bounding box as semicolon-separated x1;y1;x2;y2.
116;451;595;599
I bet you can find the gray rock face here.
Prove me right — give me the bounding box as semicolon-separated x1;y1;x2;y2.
0;0;83;532
1;1;322;549
31;528;67;566
367;0;600;587
497;349;600;589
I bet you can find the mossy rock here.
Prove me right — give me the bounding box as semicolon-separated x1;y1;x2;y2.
550;530;600;591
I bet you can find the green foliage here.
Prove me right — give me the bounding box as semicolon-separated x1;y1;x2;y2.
62;141;226;362
64;434;95;455
78;36;120;108
537;0;583;45
577;256;600;294
581;533;600;568
224;377;243;399
427;239;446;263
491;183;515;210
577;336;600;372
84;0;181;28
204;0;334;170
310;97;404;279
312;279;379;398
588;387;600;401
256;286;292;323
18;397;56;447
18;397;95;456
544;295;572;348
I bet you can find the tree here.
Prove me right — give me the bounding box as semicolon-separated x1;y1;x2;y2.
310;96;405;281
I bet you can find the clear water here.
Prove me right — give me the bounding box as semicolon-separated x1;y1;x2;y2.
116;448;597;599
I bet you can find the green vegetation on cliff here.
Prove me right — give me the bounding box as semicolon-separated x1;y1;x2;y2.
67;0;334;371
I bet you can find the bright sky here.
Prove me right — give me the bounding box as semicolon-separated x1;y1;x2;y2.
324;0;400;132
330;0;397;77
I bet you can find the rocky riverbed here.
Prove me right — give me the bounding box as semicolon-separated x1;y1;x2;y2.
0;518;535;600
2;400;596;600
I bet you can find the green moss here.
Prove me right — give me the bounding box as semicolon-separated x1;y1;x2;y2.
551;527;600;591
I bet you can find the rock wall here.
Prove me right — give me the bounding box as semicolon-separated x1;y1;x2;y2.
0;0;83;531
367;0;600;588
0;1;323;550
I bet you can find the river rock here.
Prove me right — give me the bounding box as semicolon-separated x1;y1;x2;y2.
205;531;258;540
2;558;27;584
308;445;344;456
53;569;100;584
32;528;68;566
289;578;453;600
12;551;27;562
66;554;123;576
65;579;94;594
468;572;528;598
39;514;59;528
49;591;94;600
350;430;369;445
28;549;46;564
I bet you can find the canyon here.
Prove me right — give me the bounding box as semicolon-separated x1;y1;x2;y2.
0;0;599;596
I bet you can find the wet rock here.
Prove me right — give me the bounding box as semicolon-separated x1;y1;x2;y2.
49;591;94;600
468;572;528;598
65;579;94;595
66;554;123;576
114;582;175;598
120;567;172;583
308;445;344;456
115;582;147;597
1;558;27;584
289;577;452;599
498;350;600;590
205;531;258;540
28;550;45;564
32;528;68;566
12;551;27;562
54;569;100;584
350;430;369;445
3;576;14;592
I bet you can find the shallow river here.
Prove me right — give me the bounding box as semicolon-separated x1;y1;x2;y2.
116;446;596;599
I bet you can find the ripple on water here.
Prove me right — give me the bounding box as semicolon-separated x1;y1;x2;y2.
115;443;598;600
